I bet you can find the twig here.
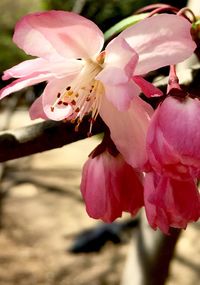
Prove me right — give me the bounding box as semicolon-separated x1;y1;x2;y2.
121;211;181;285
0;116;105;163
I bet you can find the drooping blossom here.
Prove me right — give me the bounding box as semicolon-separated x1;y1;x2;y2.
144;172;200;234
0;11;196;168
145;91;200;232
146;94;200;179
81;140;144;222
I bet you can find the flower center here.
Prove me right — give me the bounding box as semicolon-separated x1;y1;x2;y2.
51;58;104;134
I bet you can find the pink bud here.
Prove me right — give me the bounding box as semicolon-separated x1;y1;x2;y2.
80;151;144;222
147;96;200;179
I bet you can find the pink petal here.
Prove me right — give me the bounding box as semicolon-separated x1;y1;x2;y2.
29;95;48;120
13;11;104;60
97;66;129;85
117;158;144;216
2;58;50;80
81;152;144;222
119;14;196;75
81;154;123;222
96;38;139;91
144;172;169;233
103;80;141;111
133;76;163;97
147;96;200;178
169;178;200;225
156;97;200;161
147;122;186;179
2;58;82;80
42;78;73;121
97;38;141;111
104;37;139;80
47;59;83;78
144;172;200;233
100;95;153;169
0;73;52;99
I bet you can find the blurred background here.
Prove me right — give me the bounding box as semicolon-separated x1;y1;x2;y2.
0;1;199;285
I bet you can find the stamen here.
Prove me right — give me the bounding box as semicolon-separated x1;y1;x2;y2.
68;90;73;96
51;59;104;131
75;118;82;132
71;100;76;105
87;131;92;137
96;51;106;65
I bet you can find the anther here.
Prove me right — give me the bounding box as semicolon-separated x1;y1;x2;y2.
75;119;81;132
51;106;54;112
68;91;73;95
66;86;71;91
57;101;63;105
57;92;61;98
71;100;76;105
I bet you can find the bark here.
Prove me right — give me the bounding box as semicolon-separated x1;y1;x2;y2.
0;116;105;162
121;212;181;285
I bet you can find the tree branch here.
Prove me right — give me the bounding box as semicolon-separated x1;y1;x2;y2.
0;116;105;162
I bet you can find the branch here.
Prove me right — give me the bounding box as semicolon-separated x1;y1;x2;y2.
121;211;181;285
0;116;105;162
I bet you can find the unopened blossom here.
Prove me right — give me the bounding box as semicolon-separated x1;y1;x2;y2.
81;149;144;222
146;95;200;179
0;11;196;168
144;172;200;234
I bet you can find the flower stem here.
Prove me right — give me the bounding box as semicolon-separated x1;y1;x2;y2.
167;65;181;93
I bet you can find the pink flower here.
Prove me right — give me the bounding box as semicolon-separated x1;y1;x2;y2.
81;150;144;222
145;93;200;233
0;11;196;167
144;172;200;234
146;95;200;179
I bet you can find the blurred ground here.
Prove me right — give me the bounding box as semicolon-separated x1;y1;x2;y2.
0;109;199;285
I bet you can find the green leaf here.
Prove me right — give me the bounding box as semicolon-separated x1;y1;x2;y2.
192;19;200;29
104;13;148;41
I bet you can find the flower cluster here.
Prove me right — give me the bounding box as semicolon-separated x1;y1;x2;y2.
0;10;199;234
